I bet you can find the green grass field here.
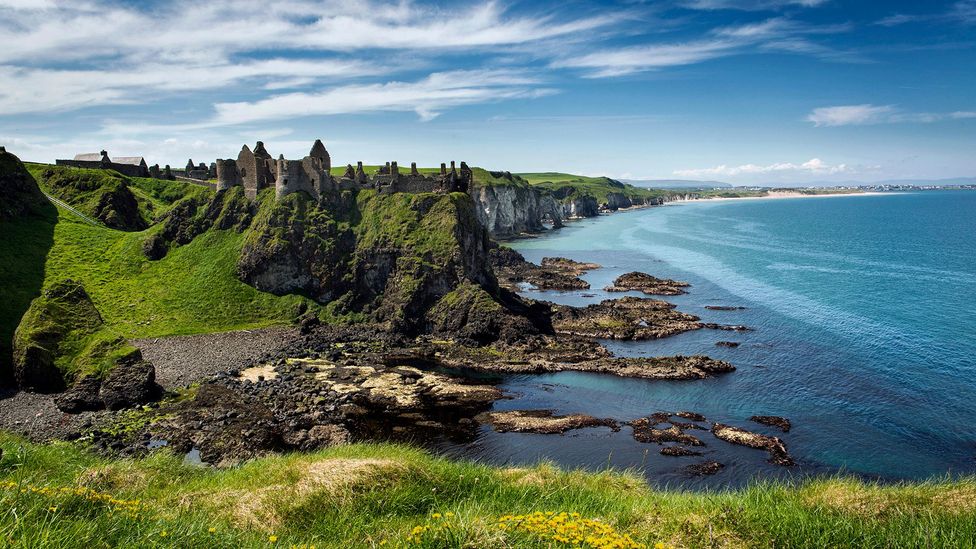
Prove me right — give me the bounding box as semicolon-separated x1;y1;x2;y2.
1;433;974;548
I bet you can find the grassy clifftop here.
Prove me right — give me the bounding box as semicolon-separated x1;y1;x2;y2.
1;432;973;548
517;172;672;203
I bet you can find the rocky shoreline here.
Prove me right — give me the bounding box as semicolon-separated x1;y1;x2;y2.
0;250;789;476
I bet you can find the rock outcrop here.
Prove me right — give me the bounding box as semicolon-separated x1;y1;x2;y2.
490;246;595;291
551;297;704;340
237;191;497;335
605;272;690;296
476;409;618;434
750;415;792;432
711;423;794;466
13;280;104;392
54;355;161;412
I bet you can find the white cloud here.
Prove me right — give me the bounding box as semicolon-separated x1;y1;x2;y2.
0;0;618;115
681;0;827;11
0;59;386;115
0;1;621;64
875;1;976;27
553;17;853;77
210;70;555;126
674;157;850;178
806;104;896;126
553;39;739;78
807;104;976;126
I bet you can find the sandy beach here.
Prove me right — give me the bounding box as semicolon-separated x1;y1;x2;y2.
669;190;895;204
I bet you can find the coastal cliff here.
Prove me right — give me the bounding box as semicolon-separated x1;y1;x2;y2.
469;171;699;237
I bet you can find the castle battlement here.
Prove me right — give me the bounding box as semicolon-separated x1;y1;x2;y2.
215;139;471;201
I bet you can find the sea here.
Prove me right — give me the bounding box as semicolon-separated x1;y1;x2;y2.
433;190;976;489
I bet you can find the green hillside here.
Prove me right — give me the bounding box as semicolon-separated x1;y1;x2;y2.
517;172;672;203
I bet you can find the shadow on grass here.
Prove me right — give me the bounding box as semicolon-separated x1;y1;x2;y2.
0;182;57;388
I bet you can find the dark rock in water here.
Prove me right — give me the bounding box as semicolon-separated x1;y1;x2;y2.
674;411;707;422
660;445;702;457
540;257;601;276
551;297;703;341
750;415;792;432
476;409;618;434
490;246;594;291
99;358;161;410
705;306;746;311
712;423;794;466
716;341;740;348
604;271;689;296
686;460;724;476
630;419;705;446
703;323;752;332
55;375;104;413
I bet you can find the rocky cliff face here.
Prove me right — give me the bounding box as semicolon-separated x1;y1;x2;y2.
237;190;498;334
468;183;564;238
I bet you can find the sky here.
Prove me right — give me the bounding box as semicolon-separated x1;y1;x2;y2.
0;0;974;185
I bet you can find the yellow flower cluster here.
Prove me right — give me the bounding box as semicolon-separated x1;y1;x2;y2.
0;479;146;517
497;512;643;549
405;511;457;544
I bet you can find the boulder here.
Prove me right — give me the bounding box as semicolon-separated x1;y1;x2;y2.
99;358;161;410
12;280;103;392
54;375;104;413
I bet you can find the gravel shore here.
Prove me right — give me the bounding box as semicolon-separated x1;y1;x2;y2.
133;326;300;390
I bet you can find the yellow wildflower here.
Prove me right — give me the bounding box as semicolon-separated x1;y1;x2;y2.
269;535;279;543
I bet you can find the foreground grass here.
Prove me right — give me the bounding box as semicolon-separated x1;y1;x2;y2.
1;433;974;548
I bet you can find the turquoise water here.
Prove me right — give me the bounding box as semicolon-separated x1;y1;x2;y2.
437;191;976;487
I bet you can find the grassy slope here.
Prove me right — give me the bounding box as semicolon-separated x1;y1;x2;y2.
40;210;307;339
517;172;672;203
4;165;311;366
1;433;974;548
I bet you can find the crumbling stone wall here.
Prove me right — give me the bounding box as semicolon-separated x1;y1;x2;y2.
214;138;472;201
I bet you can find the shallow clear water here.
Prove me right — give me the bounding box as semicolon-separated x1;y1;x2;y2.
434;191;976;488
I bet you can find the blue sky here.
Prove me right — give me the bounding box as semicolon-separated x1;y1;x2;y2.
0;0;974;184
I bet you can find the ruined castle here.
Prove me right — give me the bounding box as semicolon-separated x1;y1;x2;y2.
215;139;471;200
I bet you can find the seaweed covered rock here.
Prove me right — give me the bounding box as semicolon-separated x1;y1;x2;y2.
12;280;103;391
33;166;147;230
426;283;539;344
489;244;595;291
551;297;703;340
711;423;794;466
0;149;53;221
605;271;690;296
476;409;618;434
